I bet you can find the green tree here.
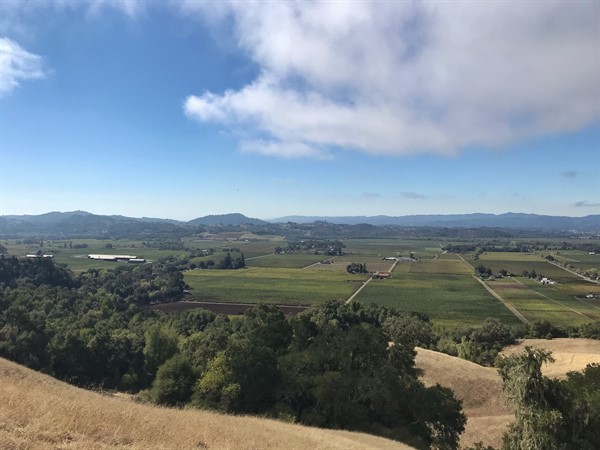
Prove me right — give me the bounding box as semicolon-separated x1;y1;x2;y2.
143;324;179;379
496;348;600;449
149;354;198;406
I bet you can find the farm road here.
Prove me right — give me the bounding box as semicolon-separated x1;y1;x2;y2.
511;277;593;320
473;276;530;325
547;260;600;285
245;253;276;260
302;256;338;269
345;259;398;304
455;254;530;325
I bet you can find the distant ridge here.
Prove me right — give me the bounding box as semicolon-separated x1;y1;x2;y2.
0;211;598;234
269;213;600;231
188;213;267;226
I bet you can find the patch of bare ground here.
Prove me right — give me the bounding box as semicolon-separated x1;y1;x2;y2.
415;348;512;449
0;358;411;450
500;338;600;379
416;339;600;449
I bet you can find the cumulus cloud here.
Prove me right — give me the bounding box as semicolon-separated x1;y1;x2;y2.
573;201;600;208
401;192;427;200
0;37;45;94
183;1;599;159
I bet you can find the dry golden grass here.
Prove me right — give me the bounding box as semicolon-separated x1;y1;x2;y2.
415;348;512;449
500;338;600;379
0;358;411;450
415;338;600;449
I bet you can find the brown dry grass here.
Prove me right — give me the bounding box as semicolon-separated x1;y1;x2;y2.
415;338;600;449
415;348;512;449
500;338;600;378
0;358;411;450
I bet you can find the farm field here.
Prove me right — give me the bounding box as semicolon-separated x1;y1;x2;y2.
5;235;600;329
2;239;188;273
245;254;329;269
342;239;441;258
184;267;365;305
483;278;592;327
406;256;472;275
515;278;600;320
551;250;600;271
355;273;522;329
312;255;397;273
184;239;277;258
466;257;577;282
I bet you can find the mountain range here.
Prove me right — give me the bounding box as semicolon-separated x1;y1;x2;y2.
0;211;598;237
269;213;600;231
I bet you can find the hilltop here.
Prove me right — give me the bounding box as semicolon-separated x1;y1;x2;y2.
0;357;411;450
415;338;600;448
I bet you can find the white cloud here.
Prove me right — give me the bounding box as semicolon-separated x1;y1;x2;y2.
0;37;45;94
183;1;600;159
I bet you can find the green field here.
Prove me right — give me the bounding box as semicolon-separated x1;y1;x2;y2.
5;236;600;329
407;257;472;275
3;239;188;273
484;278;594;327
467;258;576;281
184;267;365;305
343;239;440;258
355;273;521;329
245;254;328;269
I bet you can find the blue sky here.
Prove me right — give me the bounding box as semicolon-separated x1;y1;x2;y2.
1;1;598;221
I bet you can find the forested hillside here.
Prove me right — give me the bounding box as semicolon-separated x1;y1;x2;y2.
0;256;465;448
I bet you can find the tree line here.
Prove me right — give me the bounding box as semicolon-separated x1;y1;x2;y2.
1;256;598;449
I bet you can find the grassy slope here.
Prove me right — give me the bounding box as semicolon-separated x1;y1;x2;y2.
415;338;600;449
0;358;411;450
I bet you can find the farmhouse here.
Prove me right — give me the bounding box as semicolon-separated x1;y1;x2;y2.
540;277;556;285
127;258;146;264
372;272;391;279
26;254;53;258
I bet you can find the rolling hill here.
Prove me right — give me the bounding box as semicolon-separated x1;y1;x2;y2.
2;339;597;449
415;338;600;449
0;358;411;450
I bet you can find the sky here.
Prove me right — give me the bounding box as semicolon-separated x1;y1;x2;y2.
0;0;599;221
